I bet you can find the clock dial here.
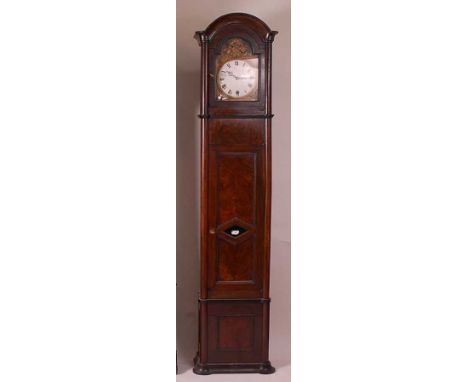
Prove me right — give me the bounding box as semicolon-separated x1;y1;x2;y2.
217;58;258;101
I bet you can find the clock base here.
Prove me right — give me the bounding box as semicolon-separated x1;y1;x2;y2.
193;354;275;375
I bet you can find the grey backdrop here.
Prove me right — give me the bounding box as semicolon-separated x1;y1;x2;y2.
176;1;291;379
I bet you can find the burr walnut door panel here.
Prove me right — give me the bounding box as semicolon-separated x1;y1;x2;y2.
206;142;265;299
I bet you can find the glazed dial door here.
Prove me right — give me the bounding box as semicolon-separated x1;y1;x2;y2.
217;58;258;100
214;38;259;102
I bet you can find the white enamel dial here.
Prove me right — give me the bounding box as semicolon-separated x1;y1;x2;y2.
217;59;258;100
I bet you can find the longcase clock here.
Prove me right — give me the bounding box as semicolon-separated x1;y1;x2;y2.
193;13;277;375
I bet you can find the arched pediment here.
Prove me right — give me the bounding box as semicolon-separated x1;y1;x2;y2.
194;13;277;46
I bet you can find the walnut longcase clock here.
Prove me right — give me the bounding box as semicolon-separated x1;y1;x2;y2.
193;13;277;375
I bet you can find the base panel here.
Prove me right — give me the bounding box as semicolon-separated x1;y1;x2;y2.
193;354;275;375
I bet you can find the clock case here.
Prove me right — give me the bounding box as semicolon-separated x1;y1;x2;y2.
193;13;277;375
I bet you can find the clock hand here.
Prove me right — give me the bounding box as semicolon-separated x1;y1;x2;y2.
223;71;238;79
226;72;242;80
222;71;253;80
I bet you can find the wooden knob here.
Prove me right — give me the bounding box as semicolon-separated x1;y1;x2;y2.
209;228;216;234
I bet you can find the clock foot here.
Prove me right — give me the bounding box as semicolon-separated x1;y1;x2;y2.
193;364;211;375
259;361;276;374
193;354;211;375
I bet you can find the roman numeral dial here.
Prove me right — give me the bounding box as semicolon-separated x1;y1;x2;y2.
216;58;258;100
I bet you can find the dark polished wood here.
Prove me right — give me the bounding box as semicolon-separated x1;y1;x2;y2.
194;13;277;375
